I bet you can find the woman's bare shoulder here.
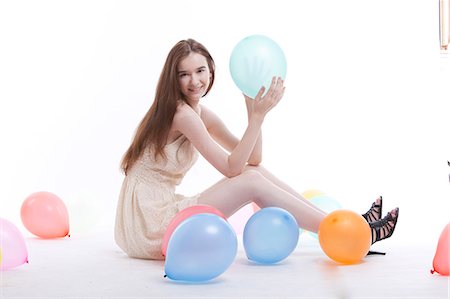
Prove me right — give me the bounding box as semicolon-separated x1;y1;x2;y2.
199;104;215;117
173;102;200;125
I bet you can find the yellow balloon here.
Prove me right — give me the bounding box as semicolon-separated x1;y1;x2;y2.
318;209;371;264
301;189;326;200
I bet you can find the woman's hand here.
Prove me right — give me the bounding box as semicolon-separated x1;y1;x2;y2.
245;76;285;121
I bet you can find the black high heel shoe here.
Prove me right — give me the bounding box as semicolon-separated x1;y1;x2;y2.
369;208;399;245
362;196;383;223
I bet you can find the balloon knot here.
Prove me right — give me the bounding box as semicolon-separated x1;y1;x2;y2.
430;269;435;274
164;274;167;278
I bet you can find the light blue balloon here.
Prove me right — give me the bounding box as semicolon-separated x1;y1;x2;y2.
164;213;237;282
243;207;299;264
229;35;287;98
308;195;342;239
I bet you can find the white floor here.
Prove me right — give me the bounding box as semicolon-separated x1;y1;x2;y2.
1;226;448;299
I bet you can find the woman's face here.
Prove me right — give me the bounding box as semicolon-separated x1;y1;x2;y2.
177;52;211;102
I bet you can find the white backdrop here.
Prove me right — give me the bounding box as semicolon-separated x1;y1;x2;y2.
0;0;449;242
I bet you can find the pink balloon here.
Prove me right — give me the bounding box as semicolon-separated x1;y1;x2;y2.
161;205;226;256
0;218;28;270
252;202;261;212
21;191;70;239
227;203;255;235
431;222;450;275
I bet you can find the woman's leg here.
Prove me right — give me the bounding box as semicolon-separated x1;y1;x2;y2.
243;165;327;214
246;165;387;227
197;169;326;233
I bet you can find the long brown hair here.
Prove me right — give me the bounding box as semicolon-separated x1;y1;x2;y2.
121;39;215;174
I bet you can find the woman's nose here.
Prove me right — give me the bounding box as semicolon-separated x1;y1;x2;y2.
190;74;199;85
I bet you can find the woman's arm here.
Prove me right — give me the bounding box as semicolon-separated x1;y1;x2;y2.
174;77;284;177
173;104;262;177
244;96;262;165
201;103;262;165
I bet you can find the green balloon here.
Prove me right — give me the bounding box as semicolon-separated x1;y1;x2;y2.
229;35;287;98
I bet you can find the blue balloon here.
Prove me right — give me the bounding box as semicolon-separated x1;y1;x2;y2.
310;195;342;213
229;35;287;98
164;213;237;282
308;195;342;239
243;207;299;264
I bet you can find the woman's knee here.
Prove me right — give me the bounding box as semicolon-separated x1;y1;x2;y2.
241;168;264;179
244;164;265;173
237;169;267;191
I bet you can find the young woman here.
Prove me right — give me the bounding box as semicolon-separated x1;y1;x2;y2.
114;39;399;260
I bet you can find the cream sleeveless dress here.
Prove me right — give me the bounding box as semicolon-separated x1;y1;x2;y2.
114;135;200;260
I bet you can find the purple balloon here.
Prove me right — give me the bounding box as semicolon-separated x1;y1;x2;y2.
0;218;28;270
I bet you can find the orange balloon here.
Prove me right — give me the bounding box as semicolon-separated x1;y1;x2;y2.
21;191;70;238
431;222;450;275
318;209;371;264
161;205;226;256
